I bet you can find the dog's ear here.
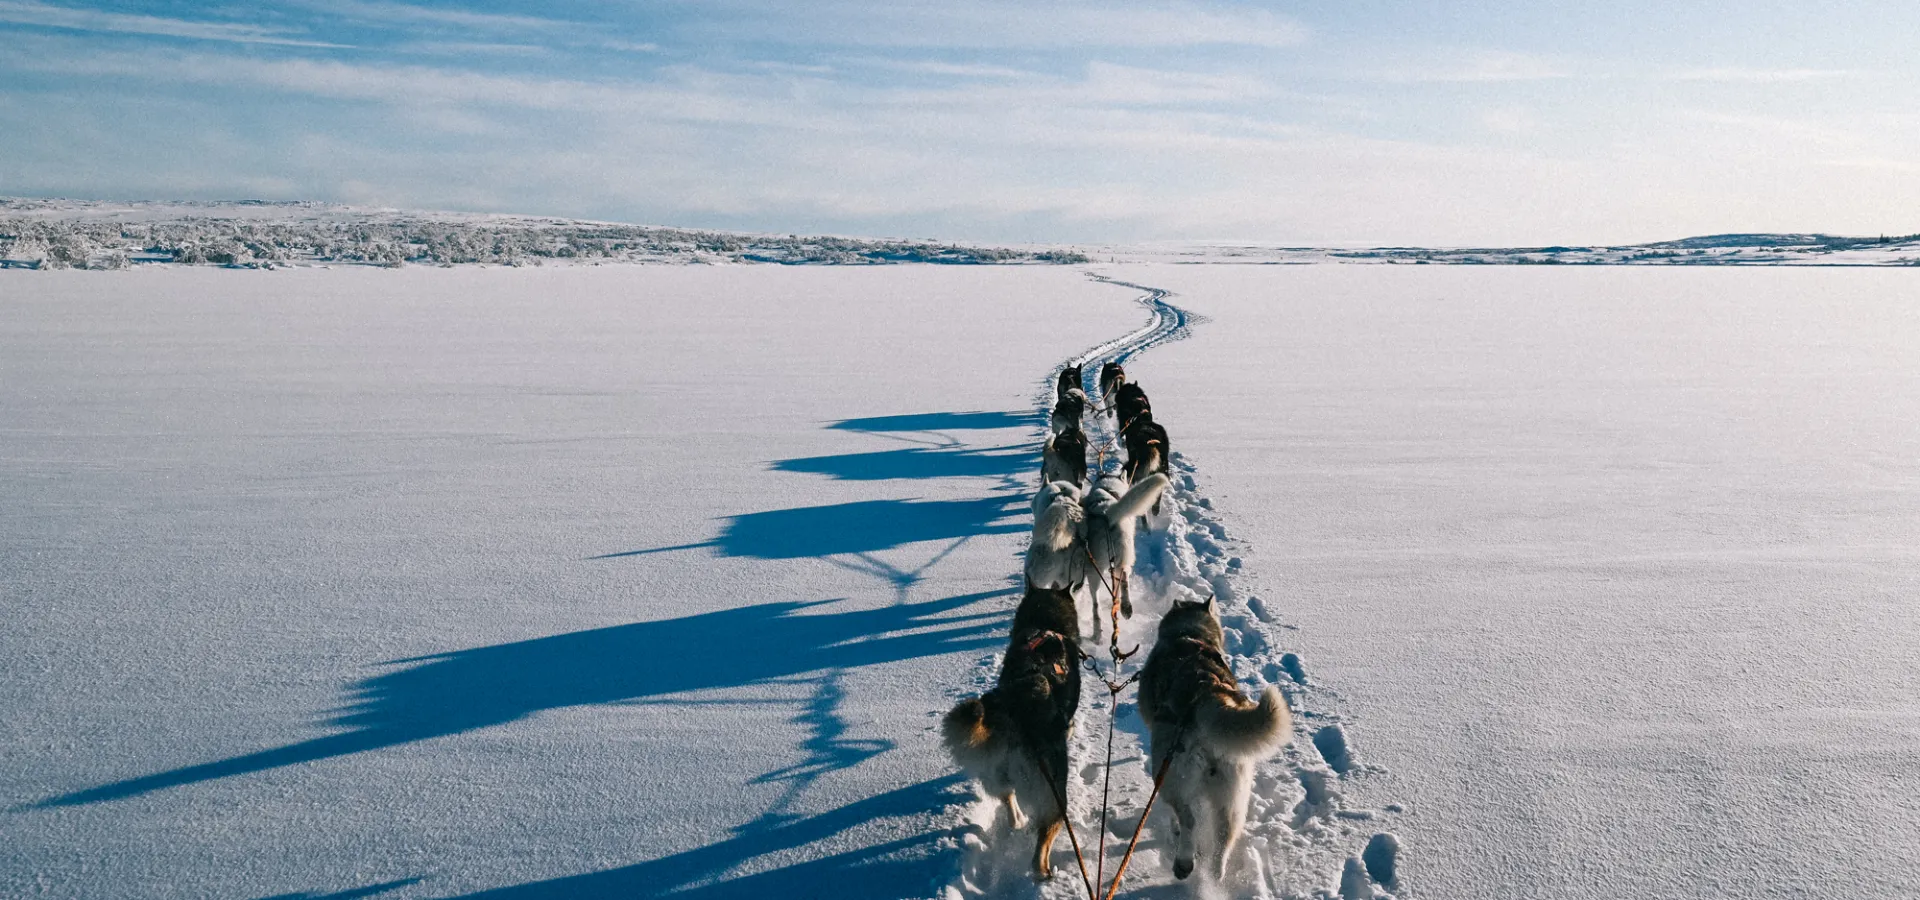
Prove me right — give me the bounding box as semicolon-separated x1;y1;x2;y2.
1203;593;1215;612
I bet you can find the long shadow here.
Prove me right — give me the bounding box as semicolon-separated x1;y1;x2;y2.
772;444;1038;481
445;776;971;900
256;879;423;900
829;411;1040;433
41;590;1011;808
593;496;1025;561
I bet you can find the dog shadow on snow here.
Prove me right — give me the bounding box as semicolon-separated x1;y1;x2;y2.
594;410;1038;595
40;589;1008;810
79;409;1041;899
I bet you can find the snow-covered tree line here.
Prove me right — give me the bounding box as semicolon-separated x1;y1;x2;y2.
0;215;1088;269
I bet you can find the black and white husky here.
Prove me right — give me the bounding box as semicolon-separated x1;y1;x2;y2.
1112;382;1151;432
1050;388;1087;436
1082;471;1169;620
1122;414;1170;485
1042;427;1087;487
1055;364;1084;402
1098;361;1127;399
1137;597;1292;882
942;585;1083;881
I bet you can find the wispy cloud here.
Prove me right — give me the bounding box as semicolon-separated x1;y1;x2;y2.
1373;51;1572;84
1666;66;1858;83
836;57;1040;80
0;0;342;46
300;0;571;34
694;0;1309;49
1685;110;1861;147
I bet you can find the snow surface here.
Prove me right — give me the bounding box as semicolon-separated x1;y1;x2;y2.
1122;264;1920;898
9;262;1920;899
0;265;1138;898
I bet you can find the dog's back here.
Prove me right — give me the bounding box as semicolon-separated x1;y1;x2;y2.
1138;598;1289;760
1123;417;1170;484
1042;428;1087;486
1001;586;1082;756
1050;389;1087;435
942;586;1081;765
1138;598;1289;880
1099;362;1127;398
941;586;1084;878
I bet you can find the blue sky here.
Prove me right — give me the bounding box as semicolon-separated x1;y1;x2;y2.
1;0;1915;244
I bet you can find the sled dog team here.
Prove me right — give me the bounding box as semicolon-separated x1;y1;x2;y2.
943;361;1294;885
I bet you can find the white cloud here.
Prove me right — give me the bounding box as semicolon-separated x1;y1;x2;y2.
1373;51;1572;84
694;0;1309;49
300;0;571;34
1667;66;1858;83
0;0;342;47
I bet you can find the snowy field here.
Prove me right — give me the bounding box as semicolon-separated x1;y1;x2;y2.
1125;265;1920;898
6;263;1920;899
0;266;1138;899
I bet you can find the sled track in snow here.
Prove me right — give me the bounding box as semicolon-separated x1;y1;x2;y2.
939;273;1401;900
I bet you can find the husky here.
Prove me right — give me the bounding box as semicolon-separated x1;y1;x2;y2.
1082;471;1169;621
1028;478;1114;639
1025;478;1093;611
1122;415;1170;485
942;585;1084;881
1056;364;1084;403
1050;388;1087;436
1137;597;1292;882
1112;382;1151;433
1042;427;1087;487
1098;361;1127;399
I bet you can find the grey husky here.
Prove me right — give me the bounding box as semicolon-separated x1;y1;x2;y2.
1137;597;1292;882
942;585;1084;881
1082;471;1169;621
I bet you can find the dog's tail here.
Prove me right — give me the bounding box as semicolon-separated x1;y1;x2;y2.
1196;685;1292;759
1033;487;1082;551
1104;472;1169;524
942;693;1005;773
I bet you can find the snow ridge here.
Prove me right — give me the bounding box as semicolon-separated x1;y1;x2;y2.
940;275;1400;899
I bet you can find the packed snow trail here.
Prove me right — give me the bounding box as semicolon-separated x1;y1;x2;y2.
941;275;1401;899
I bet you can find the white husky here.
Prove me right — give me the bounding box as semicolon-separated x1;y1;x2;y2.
1082;471;1169;621
1137;597;1293;882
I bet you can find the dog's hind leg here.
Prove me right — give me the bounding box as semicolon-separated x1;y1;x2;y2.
1080;583;1102;642
1167;790;1198;880
1031;744;1071;881
1211;764;1255;881
1032;811;1063;881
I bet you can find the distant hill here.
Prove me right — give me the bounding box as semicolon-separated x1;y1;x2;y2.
1637;233;1920;250
0;199;1088;269
4;198;1915;269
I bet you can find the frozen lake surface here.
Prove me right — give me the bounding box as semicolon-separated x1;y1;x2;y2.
5;264;1919;898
